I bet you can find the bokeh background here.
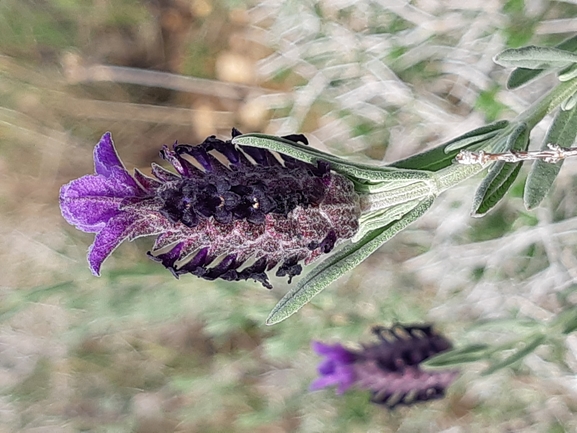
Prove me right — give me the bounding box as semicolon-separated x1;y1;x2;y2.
2;0;577;431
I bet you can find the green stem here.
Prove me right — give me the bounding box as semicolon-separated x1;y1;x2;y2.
362;77;577;213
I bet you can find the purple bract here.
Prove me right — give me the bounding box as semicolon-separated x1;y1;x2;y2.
59;130;361;288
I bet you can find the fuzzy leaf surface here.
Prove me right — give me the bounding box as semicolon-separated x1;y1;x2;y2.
471;124;529;216
495;46;577;70
506;36;577;88
524;105;577;209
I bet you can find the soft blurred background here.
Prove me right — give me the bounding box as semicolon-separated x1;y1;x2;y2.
2;0;577;431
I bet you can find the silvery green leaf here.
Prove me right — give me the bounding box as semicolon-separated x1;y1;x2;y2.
494;46;577;70
507;67;548;90
468;318;541;332
443;120;510;153
561;92;577;111
506;36;577;88
391;121;509;172
233;134;432;183
482;334;546;376
551;307;577;335
472;123;529;216
525;104;577;209
424;344;490;367
266;197;434;325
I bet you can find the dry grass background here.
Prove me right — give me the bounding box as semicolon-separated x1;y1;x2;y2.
2;0;577;432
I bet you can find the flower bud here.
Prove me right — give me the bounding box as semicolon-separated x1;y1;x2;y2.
311;324;458;408
60;130;361;288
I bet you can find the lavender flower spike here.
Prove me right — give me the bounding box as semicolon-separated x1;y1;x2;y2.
311;324;459;409
60;130;361;288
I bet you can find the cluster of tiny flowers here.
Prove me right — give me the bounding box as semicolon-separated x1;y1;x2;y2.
59;129;361;288
311;324;458;408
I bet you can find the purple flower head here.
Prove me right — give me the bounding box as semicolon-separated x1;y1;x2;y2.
60;130;361;288
311;324;459;409
310;342;358;394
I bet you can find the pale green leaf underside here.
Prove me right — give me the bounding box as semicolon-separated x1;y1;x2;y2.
471;124;529;216
524;104;577;209
266;197;434;325
506;35;577;89
494;46;577;70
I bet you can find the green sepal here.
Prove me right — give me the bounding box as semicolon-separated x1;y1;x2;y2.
506;35;577;89
524;104;577;209
265;197;434;325
494;46;577;70
471;123;529;216
391;120;509;172
482;334;546;376
424;344;490;367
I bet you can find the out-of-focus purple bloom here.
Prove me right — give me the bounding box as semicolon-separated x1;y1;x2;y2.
311;324;459;409
59;130;361;288
310;342;358;394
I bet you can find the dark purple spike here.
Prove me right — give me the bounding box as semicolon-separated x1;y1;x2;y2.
159;145;195;177
231;127;243;138
240;146;270;166
214;208;233;224
205;254;238;279
276;256;303;283
367;324;453;370
187;247;211;268
318;229;337;253
176;247;212;277
207;138;241;165
174;144;212;172
133;168;162;192
147;243;184;278
370;375;448;409
281;134;309;145
151;163;181;182
313;160;331;177
237;257;272;289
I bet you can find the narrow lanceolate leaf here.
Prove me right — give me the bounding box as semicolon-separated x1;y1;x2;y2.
471;123;529;216
266;197;434;325
424;344;490;367
494;46;577;70
443;120;510;153
391;121;509;172
507;35;577;89
233;134;432;183
482;334;546;376
524;104;577;209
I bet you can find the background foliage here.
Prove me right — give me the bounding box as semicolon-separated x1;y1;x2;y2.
1;0;577;432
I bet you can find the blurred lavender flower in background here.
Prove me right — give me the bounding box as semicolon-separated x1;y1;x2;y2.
59;130;361;288
311;324;459;408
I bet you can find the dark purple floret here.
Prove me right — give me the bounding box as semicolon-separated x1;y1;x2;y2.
59;130;361;288
311;324;459;409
